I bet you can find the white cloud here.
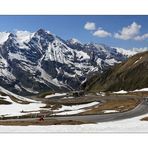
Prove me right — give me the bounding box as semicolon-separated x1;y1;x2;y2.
84;22;96;30
134;33;148;41
114;22;141;40
93;28;111;38
85;21;148;41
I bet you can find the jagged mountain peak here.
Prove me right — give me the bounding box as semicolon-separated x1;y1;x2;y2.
8;33;16;38
68;38;81;44
35;28;50;36
32;28;55;44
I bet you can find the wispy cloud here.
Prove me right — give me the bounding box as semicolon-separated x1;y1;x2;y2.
134;33;148;41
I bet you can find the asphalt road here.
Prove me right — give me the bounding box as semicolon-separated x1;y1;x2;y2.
1;98;148;123
48;98;148;123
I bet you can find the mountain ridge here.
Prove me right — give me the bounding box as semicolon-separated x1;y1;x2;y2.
83;51;148;92
0;28;143;95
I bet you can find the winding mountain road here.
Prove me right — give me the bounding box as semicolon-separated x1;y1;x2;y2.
49;98;148;123
1;98;148;123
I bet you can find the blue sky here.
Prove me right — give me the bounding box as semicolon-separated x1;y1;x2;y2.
0;15;147;49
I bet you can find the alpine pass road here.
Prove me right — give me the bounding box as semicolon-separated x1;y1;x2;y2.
49;98;148;123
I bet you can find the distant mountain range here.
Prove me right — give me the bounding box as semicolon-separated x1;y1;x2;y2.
0;29;147;95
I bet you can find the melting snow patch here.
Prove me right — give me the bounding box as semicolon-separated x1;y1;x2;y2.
96;92;105;96
53;109;85;115
45;93;67;99
0;95;45;117
132;88;148;92
21;86;39;94
103;110;119;113
134;56;143;65
113;90;128;94
63;96;75;99
53;102;100;115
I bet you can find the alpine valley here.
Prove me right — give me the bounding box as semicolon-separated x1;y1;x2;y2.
0;28;140;96
1;28;148;128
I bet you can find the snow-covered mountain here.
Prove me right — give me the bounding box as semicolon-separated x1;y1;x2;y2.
0;29;135;95
114;47;148;57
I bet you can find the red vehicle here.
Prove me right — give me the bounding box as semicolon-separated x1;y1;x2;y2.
38;116;44;121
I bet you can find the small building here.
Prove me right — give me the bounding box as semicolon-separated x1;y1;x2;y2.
72;90;85;97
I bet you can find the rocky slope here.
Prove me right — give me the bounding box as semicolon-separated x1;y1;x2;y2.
83;51;148;92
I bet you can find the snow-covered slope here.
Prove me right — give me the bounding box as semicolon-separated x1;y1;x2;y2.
114;47;137;57
0;29;131;95
0;32;10;45
0;86;45;117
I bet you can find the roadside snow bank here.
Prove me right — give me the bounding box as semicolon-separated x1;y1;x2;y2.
96;92;105;96
113;88;148;94
45;93;67;99
113;90;128;94
54;102;100;115
132;88;148;92
103;110;119;113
